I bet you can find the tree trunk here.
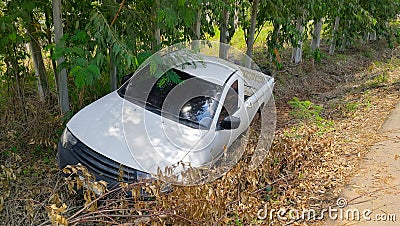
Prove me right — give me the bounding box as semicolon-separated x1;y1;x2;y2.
109;0;125;91
234;2;239;29
44;8;59;93
193;8;201;40
154;27;161;48
364;32;370;43
152;0;161;51
28;38;48;101
291;17;304;64
219;5;230;59
191;7;202;50
52;0;70;114
110;48;118;91
340;20;351;51
369;31;377;41
27;24;48;101
329;16;340;55
311;18;323;51
11;45;27;121
364;31;377;43
245;0;259;68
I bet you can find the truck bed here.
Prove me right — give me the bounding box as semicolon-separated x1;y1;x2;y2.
211;56;274;101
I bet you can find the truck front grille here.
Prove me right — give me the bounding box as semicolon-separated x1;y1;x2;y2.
70;141;138;182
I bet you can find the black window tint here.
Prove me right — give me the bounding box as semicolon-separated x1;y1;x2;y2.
223;80;239;112
119;66;223;129
219;80;239;122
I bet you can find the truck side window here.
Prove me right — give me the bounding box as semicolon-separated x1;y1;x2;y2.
219;80;239;122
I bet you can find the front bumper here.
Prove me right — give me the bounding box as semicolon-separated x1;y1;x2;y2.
57;138;146;189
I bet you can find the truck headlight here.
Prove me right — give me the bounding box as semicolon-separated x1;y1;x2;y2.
61;128;78;150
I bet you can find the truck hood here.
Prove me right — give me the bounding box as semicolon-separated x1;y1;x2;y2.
67;92;216;175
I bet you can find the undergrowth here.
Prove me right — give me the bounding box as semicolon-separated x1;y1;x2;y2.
288;97;334;135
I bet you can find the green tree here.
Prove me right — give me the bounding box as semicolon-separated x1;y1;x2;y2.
360;0;400;47
237;0;263;67
0;0;51;102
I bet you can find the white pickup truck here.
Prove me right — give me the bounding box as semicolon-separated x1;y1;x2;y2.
58;53;274;187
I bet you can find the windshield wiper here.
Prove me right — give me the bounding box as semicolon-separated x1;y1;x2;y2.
145;102;161;114
124;96;161;113
178;117;208;130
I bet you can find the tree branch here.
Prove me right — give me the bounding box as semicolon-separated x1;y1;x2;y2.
110;0;125;26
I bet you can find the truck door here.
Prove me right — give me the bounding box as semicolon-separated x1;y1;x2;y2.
210;77;248;161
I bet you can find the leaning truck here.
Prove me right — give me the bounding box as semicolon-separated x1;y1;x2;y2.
58;52;274;187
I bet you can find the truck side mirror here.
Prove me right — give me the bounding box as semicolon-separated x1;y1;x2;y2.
220;116;240;130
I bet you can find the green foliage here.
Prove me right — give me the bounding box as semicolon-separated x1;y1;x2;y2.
261;0;305;67
323;0;400;51
345;102;359;113
157;70;183;88
366;71;389;88
234;217;243;226
0;1;38;110
52;9;140;94
385;23;400;49
151;0;211;46
53;30;101;89
288;97;334;133
362;48;374;58
312;48;323;63
304;43;324;63
88;10;138;70
237;0;267;47
137;51;153;65
1;0;400;114
288;97;323;121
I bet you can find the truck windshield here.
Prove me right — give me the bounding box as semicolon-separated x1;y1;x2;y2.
118;66;223;129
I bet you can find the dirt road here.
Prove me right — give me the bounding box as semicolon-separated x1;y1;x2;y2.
326;102;400;225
